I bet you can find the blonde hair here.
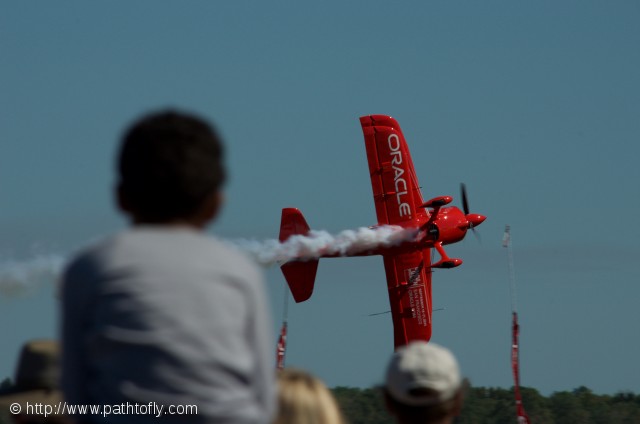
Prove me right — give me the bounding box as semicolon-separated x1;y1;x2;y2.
274;368;347;424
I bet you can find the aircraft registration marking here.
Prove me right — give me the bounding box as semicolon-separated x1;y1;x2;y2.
405;267;427;327
407;286;427;327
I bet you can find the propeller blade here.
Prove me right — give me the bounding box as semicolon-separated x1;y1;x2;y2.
472;227;482;243
461;183;483;243
461;183;470;215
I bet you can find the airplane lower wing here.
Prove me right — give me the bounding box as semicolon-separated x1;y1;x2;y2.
382;249;433;348
362;115;434;347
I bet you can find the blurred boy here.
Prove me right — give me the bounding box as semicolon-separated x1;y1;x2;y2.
60;110;275;423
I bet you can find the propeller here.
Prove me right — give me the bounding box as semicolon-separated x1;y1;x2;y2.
461;183;470;216
461;183;483;242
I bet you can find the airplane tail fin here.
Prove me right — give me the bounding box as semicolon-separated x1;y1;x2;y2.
279;208;319;303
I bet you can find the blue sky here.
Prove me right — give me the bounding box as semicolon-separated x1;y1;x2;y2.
2;1;639;396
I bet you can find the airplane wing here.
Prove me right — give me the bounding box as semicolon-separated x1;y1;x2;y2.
360;115;427;226
361;115;434;347
383;249;433;348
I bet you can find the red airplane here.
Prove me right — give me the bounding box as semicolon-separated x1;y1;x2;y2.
278;115;486;348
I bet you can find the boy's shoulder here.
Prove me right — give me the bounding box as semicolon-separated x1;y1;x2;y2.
64;226;260;281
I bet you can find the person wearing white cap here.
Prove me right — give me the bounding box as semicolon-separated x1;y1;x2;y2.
383;342;465;424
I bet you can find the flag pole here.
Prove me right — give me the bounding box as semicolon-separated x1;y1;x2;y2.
504;225;531;424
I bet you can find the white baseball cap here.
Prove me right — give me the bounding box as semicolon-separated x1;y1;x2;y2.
385;341;462;407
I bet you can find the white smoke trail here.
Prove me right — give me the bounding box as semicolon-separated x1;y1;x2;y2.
0;254;66;296
230;225;417;266
0;226;416;296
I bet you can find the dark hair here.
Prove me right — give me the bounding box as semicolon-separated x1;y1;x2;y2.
117;110;226;222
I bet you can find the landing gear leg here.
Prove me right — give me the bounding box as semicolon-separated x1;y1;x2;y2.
432;242;462;269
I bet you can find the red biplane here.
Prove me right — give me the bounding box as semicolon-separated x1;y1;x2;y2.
279;115;485;348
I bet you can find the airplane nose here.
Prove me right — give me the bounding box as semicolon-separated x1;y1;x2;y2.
466;214;486;228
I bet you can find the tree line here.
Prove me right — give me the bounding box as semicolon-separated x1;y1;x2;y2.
332;385;640;424
2;379;639;424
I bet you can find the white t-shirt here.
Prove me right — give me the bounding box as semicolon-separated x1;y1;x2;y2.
60;226;275;424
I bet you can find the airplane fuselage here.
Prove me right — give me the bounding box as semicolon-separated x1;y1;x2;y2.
313;205;484;261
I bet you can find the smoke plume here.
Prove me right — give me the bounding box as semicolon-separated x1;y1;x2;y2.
230;225;416;265
1;225;415;296
0;254;65;296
